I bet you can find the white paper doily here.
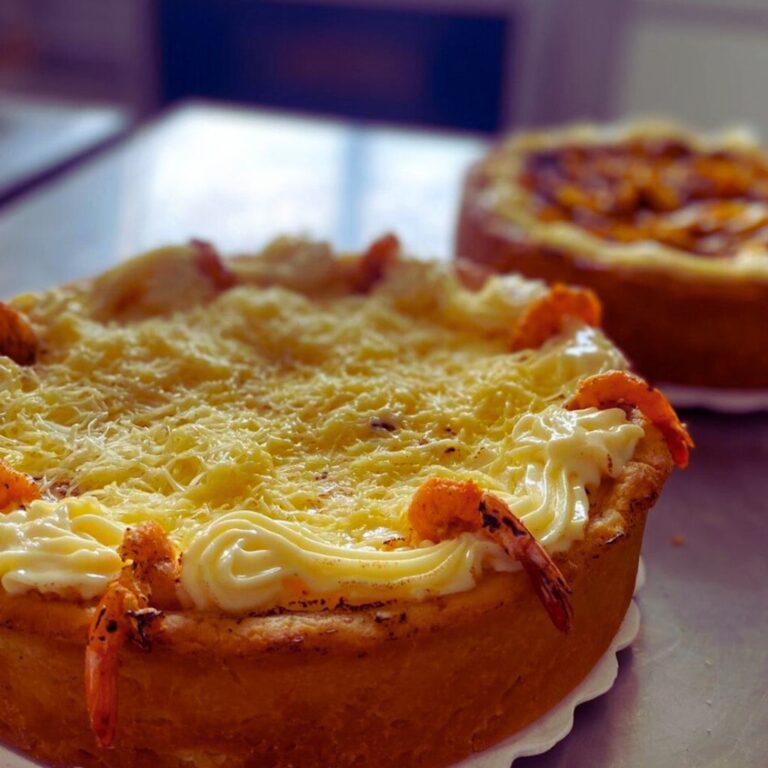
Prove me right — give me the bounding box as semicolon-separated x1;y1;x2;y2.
455;558;645;767
661;383;768;413
0;563;646;768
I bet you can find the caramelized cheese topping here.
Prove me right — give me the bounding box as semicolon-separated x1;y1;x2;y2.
522;139;768;258
478;122;768;279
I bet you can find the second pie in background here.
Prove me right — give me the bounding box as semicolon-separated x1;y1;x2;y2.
457;121;768;390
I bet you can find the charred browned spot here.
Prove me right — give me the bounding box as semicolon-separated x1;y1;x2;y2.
128;606;162;651
93;606;107;631
480;510;501;532
370;418;396;432
501;517;527;537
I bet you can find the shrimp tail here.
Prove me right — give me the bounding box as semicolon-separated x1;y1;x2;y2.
520;558;573;634
84;523;179;748
408;479;573;633
85;586;133;748
85;642;119;748
480;492;573;633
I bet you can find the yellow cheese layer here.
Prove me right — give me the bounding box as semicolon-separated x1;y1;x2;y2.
0;244;642;610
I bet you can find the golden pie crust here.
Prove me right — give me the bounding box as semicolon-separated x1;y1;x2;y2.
0;240;679;767
457;121;768;389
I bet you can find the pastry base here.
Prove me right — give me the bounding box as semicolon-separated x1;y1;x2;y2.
0;590;644;768
460;564;642;767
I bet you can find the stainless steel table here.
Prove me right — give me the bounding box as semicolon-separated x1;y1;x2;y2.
0;102;483;296
0;95;128;205
0;102;765;768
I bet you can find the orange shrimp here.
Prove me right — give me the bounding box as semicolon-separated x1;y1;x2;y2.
511;283;602;351
85;522;179;749
408;478;573;633
0;302;37;365
190;239;238;290
0;459;40;511
349;233;401;293
567;370;693;469
85;572;151;749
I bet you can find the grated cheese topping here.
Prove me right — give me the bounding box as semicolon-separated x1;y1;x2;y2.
0;242;643;611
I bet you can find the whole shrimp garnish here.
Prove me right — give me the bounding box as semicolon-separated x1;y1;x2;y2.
511;283;602;351
85;521;180;749
567;370;693;469
348;233;401;293
0;459;40;511
0;302;37;365
408;478;573;633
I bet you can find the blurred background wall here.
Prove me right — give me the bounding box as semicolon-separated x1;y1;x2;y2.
1;0;768;198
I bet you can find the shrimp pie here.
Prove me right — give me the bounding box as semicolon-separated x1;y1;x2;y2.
0;236;690;767
457;120;768;389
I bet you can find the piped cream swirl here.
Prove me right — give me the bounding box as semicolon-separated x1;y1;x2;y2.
498;406;643;552
179;405;642;612
0;498;122;598
180;517;511;612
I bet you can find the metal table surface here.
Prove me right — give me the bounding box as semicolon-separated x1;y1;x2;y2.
0;102;765;768
0;96;128;206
